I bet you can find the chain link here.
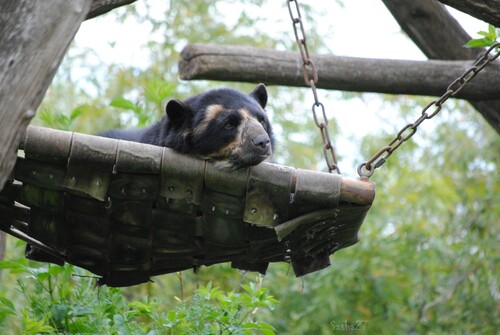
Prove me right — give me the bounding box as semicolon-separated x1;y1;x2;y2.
357;42;500;179
287;0;340;174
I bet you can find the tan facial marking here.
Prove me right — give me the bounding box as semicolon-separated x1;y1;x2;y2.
211;139;241;159
239;108;251;120
217;140;240;157
193;104;225;136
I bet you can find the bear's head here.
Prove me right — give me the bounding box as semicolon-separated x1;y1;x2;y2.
165;84;274;169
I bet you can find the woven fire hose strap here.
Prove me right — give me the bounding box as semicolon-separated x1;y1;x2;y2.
0;126;375;287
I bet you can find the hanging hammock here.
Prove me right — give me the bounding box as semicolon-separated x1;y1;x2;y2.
0;126;375;287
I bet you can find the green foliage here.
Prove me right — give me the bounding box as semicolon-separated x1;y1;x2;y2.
165;282;278;334
464;24;499;48
108;79;176;128
37;106;84;131
0;296;16;326
0;258;277;334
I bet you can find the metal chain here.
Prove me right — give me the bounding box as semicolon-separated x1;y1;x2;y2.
286;0;340;174
357;42;500;179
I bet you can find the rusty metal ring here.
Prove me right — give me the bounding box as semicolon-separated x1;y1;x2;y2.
357;162;374;178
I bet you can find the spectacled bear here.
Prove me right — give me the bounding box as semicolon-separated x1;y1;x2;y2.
99;84;274;169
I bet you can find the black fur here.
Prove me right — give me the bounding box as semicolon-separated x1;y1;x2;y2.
99;84;274;169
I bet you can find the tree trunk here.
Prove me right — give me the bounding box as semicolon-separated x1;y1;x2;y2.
179;43;500;100
438;0;500;28
382;0;500;134
0;0;92;190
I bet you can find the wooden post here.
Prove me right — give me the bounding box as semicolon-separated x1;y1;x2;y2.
0;0;92;190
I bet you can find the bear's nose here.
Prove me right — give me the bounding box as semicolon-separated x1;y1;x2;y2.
252;135;270;150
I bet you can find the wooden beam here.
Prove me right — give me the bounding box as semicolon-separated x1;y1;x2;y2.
86;0;137;20
438;0;500;28
179;43;500;100
382;0;500;134
0;0;92;190
382;0;478;60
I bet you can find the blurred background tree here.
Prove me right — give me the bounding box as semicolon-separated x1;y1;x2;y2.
1;1;498;334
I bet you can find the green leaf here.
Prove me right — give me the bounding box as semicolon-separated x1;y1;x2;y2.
144;80;175;105
243;322;276;335
0;297;16;315
50;303;70;326
257;323;277;335
110;97;139;112
0;260;25;270
72;306;94;317
488;23;496;37
21;311;56;334
465;24;499;48
36;272;50;282
69;106;84;121
48;264;64;276
464;38;494;48
477;31;490;38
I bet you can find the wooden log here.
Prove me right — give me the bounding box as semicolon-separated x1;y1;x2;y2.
382;0;478;60
0;0;92;190
87;0;137;20
179;43;500;100
438;0;500;28
340;178;375;206
382;0;500;134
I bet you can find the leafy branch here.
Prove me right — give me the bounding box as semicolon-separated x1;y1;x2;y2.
464;24;499;48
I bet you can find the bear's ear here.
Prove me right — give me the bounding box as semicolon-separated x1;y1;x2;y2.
166;99;190;124
250;83;267;109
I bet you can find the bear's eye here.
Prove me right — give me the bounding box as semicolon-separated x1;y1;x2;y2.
224;119;238;130
257;115;267;126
